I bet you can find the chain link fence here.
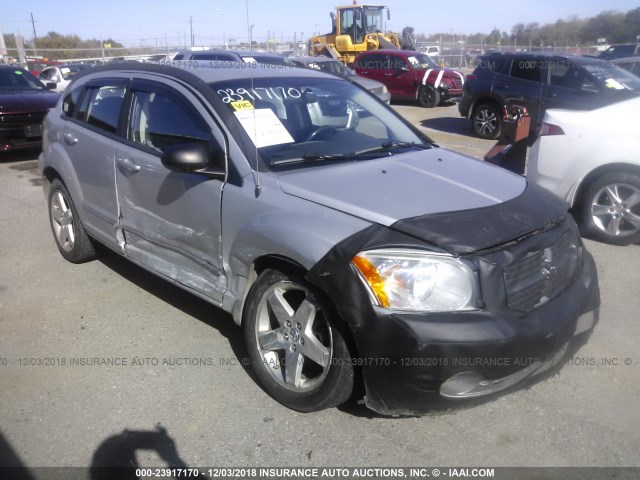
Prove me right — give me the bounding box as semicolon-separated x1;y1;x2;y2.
1;43;606;73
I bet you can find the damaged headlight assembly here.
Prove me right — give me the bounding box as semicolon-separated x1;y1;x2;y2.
351;249;481;312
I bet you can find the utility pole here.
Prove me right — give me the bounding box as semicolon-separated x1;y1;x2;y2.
30;12;38;56
190;16;194;46
0;26;8;59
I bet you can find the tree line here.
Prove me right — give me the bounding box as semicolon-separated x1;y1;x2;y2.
2;32;124;59
417;8;639;47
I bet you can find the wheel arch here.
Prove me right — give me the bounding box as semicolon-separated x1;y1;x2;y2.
235;252;362;362
572;162;640;208
41;165;64;197
471;96;502;116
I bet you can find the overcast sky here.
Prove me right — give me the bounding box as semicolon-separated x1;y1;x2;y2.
2;0;638;47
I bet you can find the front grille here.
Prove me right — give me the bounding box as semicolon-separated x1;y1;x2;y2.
503;230;581;312
452;78;463;89
0;111;47;127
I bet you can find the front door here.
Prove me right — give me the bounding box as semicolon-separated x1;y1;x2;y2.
114;79;227;302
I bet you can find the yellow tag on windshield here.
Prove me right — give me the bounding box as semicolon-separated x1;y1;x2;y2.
231;100;254;111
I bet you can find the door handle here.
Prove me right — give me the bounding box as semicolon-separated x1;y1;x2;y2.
360;71;368;75
494;83;509;89
62;132;78;145
117;156;141;175
544;91;557;97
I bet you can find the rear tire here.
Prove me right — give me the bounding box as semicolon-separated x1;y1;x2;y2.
243;269;354;412
472;103;502;139
578;172;640;245
48;179;97;263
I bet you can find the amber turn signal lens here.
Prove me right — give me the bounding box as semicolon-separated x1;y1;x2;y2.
352;255;390;308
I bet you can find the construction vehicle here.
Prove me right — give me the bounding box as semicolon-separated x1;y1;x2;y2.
308;1;415;66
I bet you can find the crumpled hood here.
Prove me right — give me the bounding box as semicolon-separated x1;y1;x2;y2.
0;90;60;113
277;149;526;227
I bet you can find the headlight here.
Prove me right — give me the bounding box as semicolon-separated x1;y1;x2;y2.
351;249;480;312
381;84;389;94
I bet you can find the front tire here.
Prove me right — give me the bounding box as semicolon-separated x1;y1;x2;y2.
578;172;640;245
472;103;502;139
48;179;97;263
243;269;354;412
418;85;440;108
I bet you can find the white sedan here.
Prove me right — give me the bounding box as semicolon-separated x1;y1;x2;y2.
528;96;640;245
38;64;91;92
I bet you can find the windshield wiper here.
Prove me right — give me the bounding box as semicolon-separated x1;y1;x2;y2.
269;142;429;166
270;153;352;166
352;141;430;156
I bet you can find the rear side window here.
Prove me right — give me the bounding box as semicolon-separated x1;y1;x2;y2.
77;85;126;134
509;59;544;82
127;88;210;154
354;53;383;70
192;53;235;61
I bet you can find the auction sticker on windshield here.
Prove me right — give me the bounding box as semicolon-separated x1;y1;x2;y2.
234;108;294;148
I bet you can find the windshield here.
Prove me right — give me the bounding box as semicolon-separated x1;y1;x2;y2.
406;54;438;70
0;68;46;91
212;77;429;168
583;62;640;91
298;60;354;77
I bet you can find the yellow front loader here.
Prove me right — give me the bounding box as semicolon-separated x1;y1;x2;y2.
308;2;415;66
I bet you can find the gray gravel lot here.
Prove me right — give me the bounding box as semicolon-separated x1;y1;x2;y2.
1;102;639;472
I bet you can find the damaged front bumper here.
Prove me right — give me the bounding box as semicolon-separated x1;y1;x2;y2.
307;200;600;416
352;235;600;416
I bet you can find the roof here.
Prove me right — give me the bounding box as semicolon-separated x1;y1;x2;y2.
289;56;338;64
481;51;617;65
71;61;339;86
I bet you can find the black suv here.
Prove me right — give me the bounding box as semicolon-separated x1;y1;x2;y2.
598;44;640;61
458;52;640;139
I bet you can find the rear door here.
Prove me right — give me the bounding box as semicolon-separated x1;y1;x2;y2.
61;79;127;246
114;78;228;302
354;53;387;84
494;57;545;123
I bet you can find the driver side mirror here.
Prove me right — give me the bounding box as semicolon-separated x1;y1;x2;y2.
161;142;225;178
396;63;409;72
45;82;57;90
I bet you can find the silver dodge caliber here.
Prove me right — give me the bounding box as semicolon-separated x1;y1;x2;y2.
39;63;600;415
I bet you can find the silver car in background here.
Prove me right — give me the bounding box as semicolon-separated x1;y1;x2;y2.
286;56;390;104
39;63;599;415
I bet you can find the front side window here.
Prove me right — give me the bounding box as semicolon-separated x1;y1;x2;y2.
362;7;384;33
212;77;429;168
127;89;210;154
549;62;597;92
77;84;126;134
62;88;82;118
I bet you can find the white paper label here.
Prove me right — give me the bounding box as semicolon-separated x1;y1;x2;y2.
234;108;294;148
